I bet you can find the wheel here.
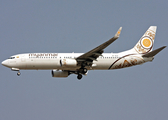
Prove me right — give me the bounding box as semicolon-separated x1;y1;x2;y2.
77;74;82;80
79;68;87;74
83;68;87;74
17;72;21;76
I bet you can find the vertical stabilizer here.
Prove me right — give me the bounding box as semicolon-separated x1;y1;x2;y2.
133;26;157;54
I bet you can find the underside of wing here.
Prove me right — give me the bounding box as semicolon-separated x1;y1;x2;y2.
76;27;122;67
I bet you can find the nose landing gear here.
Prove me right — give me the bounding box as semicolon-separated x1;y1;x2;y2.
17;71;21;76
11;68;21;76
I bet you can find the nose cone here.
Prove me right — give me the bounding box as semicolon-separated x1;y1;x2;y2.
2;60;9;67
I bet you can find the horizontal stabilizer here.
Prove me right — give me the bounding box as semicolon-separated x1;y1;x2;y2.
142;46;166;57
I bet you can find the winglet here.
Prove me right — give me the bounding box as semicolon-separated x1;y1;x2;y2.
114;27;122;38
142;46;166;57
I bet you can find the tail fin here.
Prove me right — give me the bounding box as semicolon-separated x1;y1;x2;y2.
133;26;157;54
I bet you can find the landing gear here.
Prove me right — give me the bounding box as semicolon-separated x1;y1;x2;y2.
79;68;88;74
76;68;87;80
82;68;87;74
17;71;21;76
77;74;82;80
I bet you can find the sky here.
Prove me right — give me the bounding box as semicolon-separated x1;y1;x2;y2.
0;0;168;120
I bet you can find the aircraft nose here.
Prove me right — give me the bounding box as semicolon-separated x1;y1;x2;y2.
1;60;9;67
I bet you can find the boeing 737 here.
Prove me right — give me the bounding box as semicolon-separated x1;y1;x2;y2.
2;26;166;80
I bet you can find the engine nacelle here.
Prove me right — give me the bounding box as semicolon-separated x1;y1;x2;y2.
60;59;77;67
52;70;69;77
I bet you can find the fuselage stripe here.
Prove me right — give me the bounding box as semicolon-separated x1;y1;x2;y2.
108;54;136;69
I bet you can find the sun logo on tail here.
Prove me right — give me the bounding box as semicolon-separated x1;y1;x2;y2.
141;37;153;49
142;38;152;48
134;26;156;54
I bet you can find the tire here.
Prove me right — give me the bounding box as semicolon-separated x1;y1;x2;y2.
17;72;21;76
83;68;87;74
77;74;82;80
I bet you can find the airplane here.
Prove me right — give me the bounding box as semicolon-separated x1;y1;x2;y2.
1;26;166;80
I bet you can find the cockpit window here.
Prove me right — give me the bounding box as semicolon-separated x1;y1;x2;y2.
8;57;15;59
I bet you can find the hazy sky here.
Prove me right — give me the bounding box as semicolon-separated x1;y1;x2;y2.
0;1;168;120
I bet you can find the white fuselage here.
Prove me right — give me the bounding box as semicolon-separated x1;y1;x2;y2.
2;51;153;71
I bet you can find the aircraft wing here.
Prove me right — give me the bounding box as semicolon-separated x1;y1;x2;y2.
76;27;122;66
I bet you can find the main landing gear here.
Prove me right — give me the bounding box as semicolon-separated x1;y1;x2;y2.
77;68;87;80
77;74;82;80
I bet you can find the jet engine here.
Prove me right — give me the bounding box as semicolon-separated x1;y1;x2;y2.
60;59;77;67
52;70;69;77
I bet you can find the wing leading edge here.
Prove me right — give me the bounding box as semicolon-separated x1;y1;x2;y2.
76;27;122;66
